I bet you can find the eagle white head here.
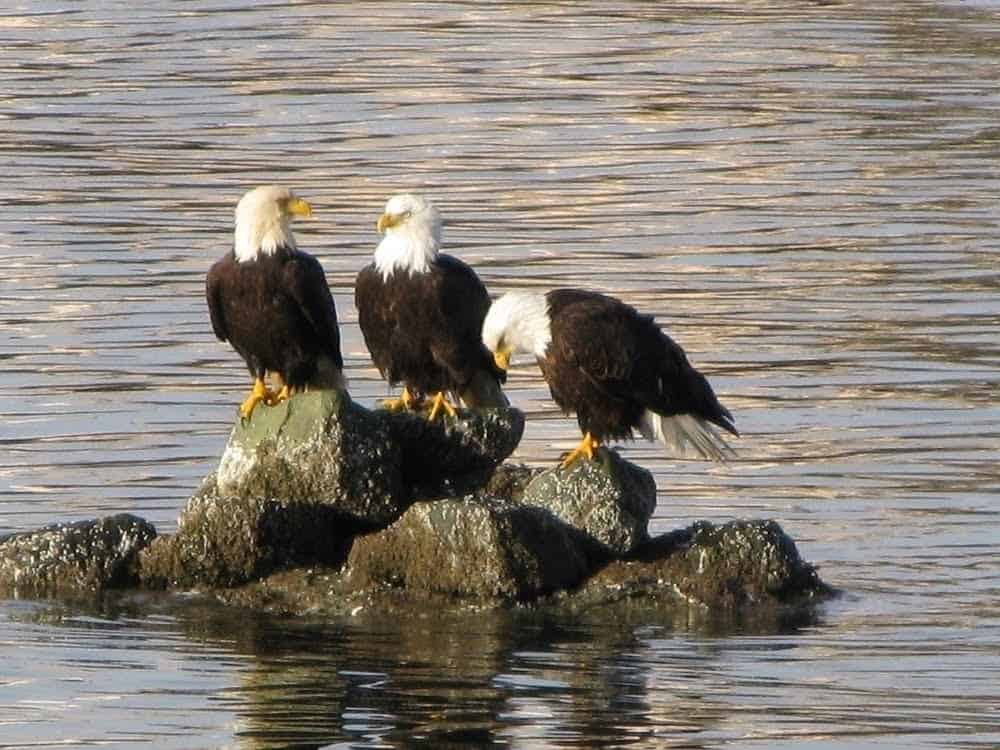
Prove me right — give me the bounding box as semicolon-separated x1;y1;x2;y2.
374;193;442;279
234;185;312;263
482;291;553;371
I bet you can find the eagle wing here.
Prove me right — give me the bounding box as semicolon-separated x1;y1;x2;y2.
354;263;394;379
433;255;502;386
205;256;230;342
284;252;343;369
547;290;637;400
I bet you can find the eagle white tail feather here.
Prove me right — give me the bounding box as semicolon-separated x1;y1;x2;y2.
639;411;735;463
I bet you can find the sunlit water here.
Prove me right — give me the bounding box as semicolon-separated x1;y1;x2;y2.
1;1;998;748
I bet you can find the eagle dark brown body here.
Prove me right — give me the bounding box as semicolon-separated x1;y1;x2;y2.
206;247;343;390
540;289;736;443
355;254;502;399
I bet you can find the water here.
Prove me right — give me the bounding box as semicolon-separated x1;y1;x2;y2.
1;1;998;747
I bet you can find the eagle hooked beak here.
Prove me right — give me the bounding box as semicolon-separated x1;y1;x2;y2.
286;197;313;218
377;211;403;233
493;348;511;373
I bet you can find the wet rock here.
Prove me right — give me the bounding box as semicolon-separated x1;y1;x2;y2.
0;514;156;596
139;475;354;590
517;450;656;557
140;394;525;592
345;495;591;602
216;389;407;529
381;407;525;499
214;391;525;528
579;520;834;609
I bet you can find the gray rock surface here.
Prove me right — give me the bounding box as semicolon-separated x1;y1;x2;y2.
517;450;656;556
139;393;525;590
579;519;833;609
345;494;592;602
215;390;525;527
216;389;407;528
383;407;525;499
139;475;354;590
0;514;156;596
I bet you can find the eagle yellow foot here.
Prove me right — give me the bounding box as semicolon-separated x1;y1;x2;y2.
560;432;601;469
382;386;417;412
425;391;458;422
239;378;275;420
274;385;292;403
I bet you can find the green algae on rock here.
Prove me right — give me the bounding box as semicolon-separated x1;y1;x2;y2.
216;389;408;528
0;514;156;597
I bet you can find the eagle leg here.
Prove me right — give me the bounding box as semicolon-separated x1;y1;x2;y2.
560;432;601;468
240;378;275;420
382;385;417;412
426;391;458;422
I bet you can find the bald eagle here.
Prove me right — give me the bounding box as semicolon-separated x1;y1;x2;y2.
354;193;506;421
206;185;344;419
482;289;737;466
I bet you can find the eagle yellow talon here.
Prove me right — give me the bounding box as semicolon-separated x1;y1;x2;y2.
274;385;292;403
426;391;458;422
560;432;601;468
382;386;417;412
240;378;274;420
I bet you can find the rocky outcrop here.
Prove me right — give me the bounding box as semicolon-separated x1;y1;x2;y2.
0;390;835;623
215;390;406;528
516;450;656;556
577;520;833;609
139;392;524;590
138;476;355;590
345;495;592;602
0;514;156;597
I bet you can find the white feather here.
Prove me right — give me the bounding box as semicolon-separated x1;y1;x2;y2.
373;193;441;279
481;291;552;359
639;410;735;463
233;185;298;263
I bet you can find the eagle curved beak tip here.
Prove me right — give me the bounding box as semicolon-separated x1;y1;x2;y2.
288;197;313;218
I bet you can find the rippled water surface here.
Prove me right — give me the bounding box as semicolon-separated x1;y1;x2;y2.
2;1;999;748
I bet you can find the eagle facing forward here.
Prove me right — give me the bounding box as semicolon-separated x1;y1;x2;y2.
355;193;506;421
206;185;344;419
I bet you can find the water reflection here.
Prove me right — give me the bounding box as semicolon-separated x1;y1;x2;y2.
4;593;821;749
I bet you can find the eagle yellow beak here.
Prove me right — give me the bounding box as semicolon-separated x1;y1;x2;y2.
493;349;511;372
287;197;313;218
377;211;401;233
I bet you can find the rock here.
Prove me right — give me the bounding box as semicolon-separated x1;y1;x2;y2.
216;389;408;529
580;520;834;609
139;475;354;590
139;394;526;592
0;514;156;596
383;407;525;499
517;450;656;557
345;495;592;602
483;462;543;501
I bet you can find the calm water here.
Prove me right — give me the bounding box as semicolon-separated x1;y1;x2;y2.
2;1;999;747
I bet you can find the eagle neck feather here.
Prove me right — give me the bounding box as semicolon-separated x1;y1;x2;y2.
374;230;439;279
234;221;297;263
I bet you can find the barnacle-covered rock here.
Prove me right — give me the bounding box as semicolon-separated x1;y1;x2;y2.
0;514;156;596
516;450;656;557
